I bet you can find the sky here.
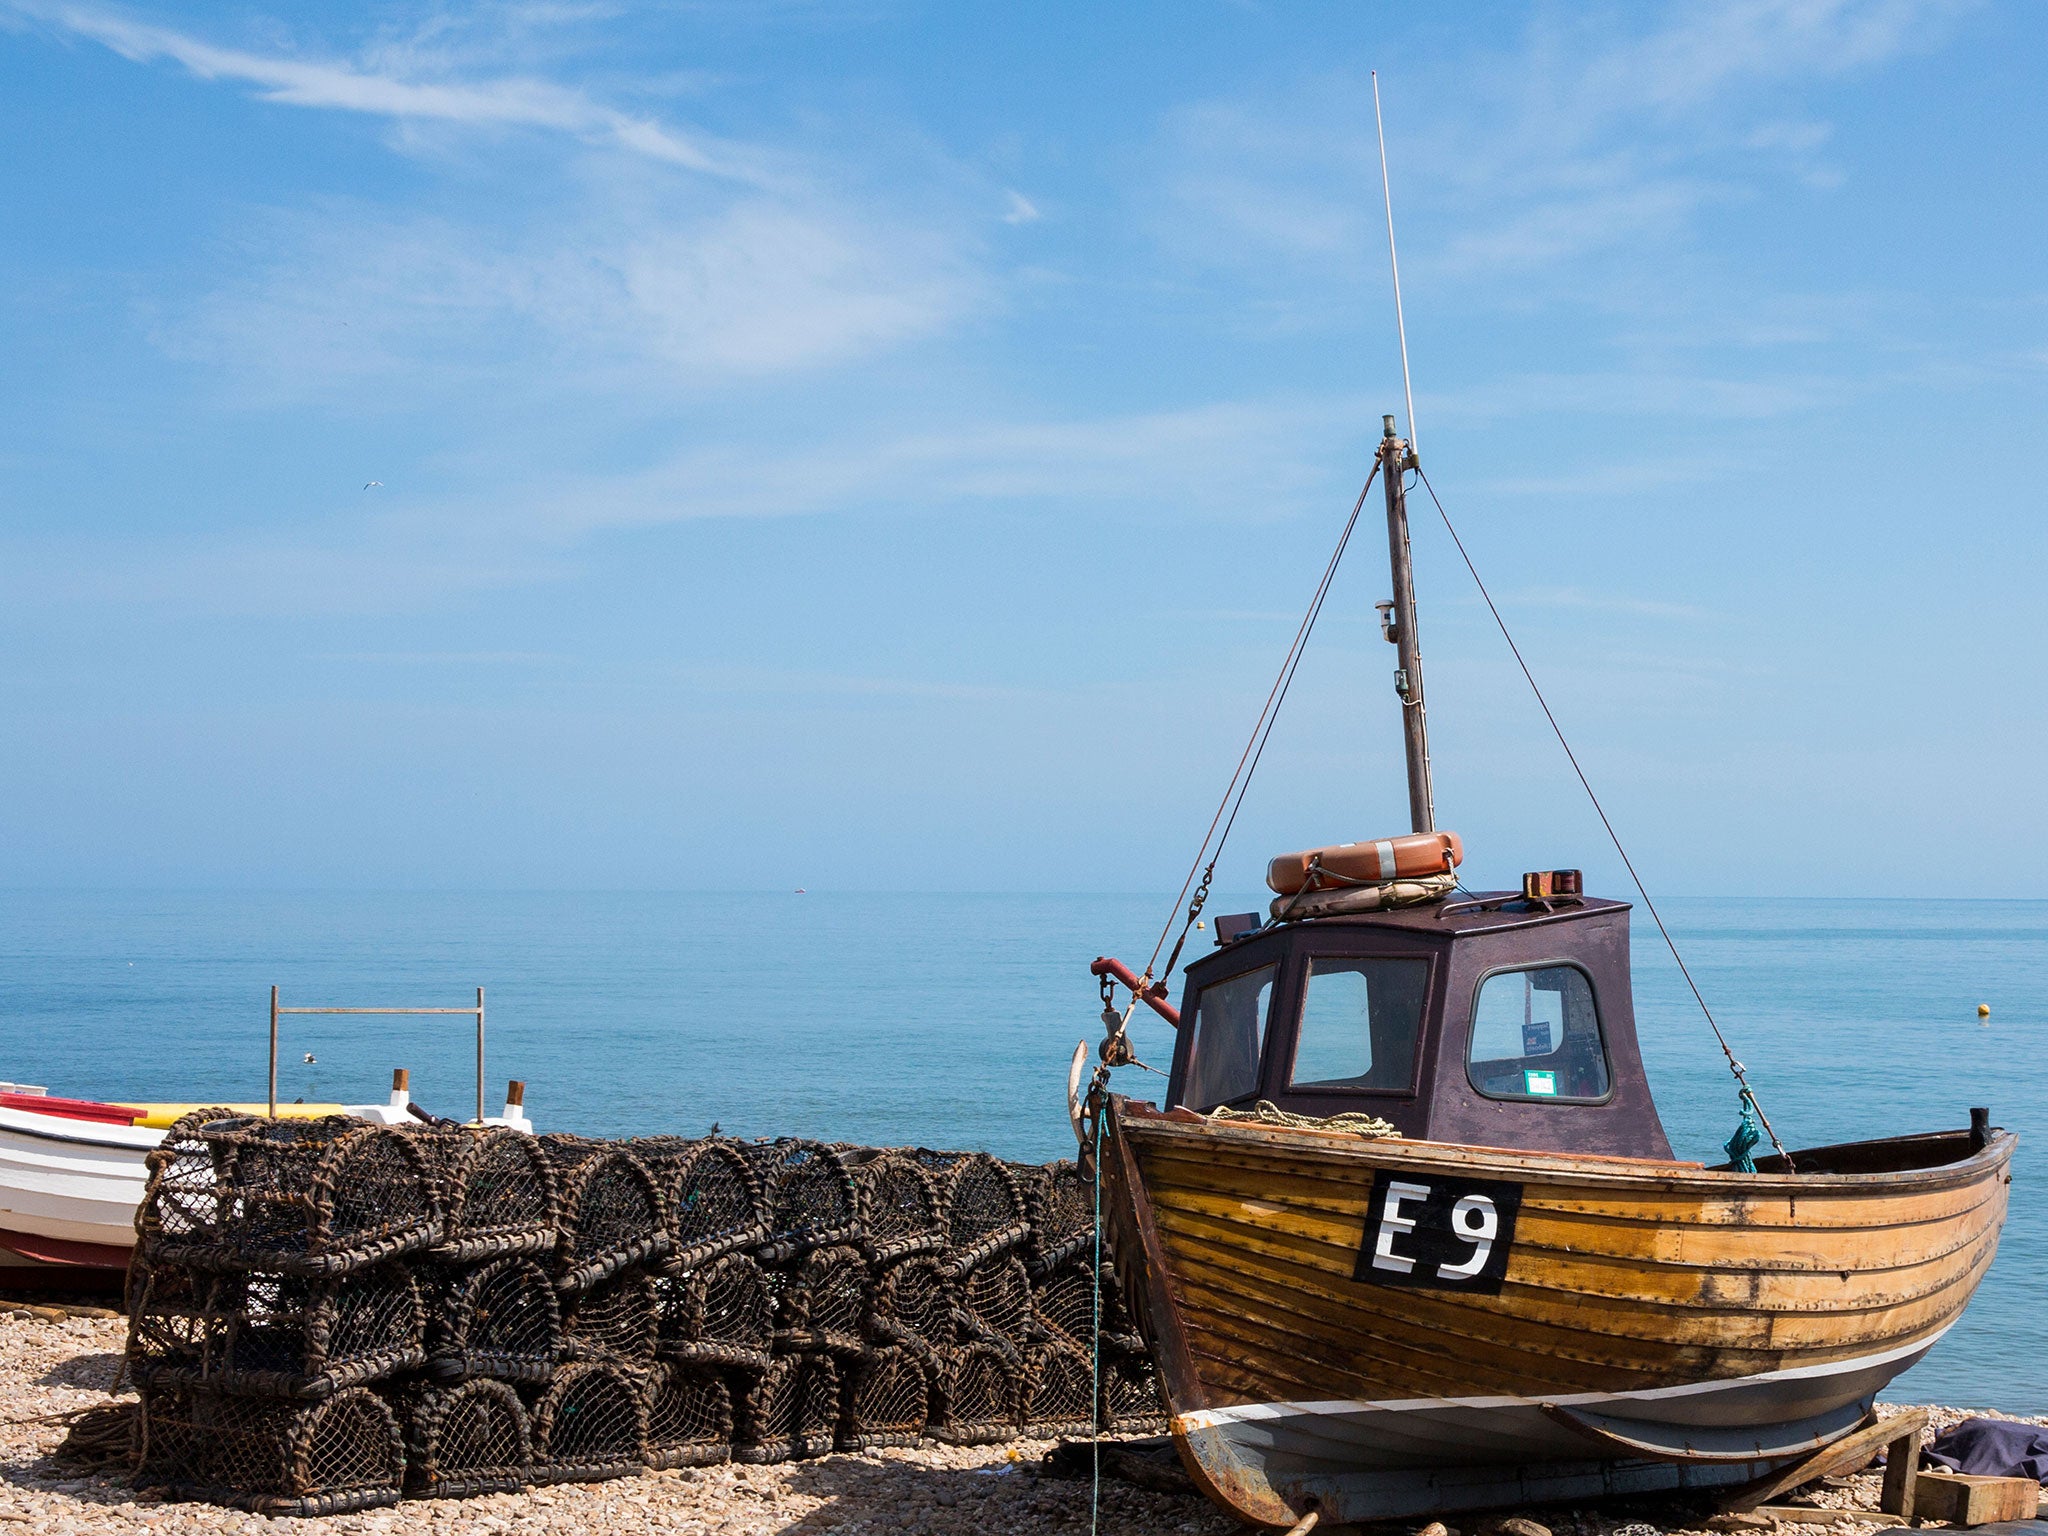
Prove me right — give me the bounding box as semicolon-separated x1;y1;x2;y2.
1;0;2043;895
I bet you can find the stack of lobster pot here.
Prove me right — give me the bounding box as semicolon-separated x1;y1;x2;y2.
126;1112;442;1515
123;1115;1164;1517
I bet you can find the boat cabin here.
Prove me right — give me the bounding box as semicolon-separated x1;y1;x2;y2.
1165;892;1674;1159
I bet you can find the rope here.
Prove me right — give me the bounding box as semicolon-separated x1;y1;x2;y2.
1412;465;1788;1159
1210;1101;1400;1137
1089;1104;1103;1536
1140;462;1384;990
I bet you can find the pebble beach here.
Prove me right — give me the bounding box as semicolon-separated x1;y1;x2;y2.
4;1307;2042;1536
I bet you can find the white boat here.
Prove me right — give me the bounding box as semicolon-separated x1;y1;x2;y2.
0;1080;535;1290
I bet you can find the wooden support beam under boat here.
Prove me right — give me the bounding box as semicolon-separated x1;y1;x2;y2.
1717;1409;1927;1512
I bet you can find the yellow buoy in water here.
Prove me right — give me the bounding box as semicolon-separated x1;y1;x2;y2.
1978;1004;1991;1021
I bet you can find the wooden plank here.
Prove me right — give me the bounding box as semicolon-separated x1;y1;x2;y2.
1912;1473;2042;1527
1748;1506;1907;1526
1881;1419;1920;1522
1720;1410;1926;1512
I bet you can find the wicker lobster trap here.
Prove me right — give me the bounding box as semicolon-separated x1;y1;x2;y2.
772;1244;871;1355
640;1139;769;1269
423;1256;561;1386
930;1341;1024;1446
868;1253;956;1355
840;1149;945;1262
142;1115;440;1277
642;1361;733;1470
530;1360;648;1484
836;1345;933;1451
1022;1337;1098;1438
561;1267;659;1365
732;1352;839;1464
956;1252;1036;1355
127;1260;425;1400
743;1141;861;1262
914;1152;1030;1271
544;1137;669;1292
138;1386;406;1517
399;1378;531;1499
655;1251;775;1369
420;1127;560;1264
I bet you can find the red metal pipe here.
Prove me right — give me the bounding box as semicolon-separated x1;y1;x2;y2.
1090;957;1183;1028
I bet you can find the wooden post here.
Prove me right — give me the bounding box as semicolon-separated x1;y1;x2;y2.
1880;1417;1921;1521
268;985;279;1119
475;986;486;1125
506;1080;525;1109
1378;416;1434;834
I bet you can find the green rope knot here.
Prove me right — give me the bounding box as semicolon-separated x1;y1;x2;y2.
1724;1086;1763;1173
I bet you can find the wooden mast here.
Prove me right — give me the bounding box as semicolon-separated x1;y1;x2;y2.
1377;414;1435;832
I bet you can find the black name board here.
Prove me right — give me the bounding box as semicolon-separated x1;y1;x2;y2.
1352;1169;1521;1295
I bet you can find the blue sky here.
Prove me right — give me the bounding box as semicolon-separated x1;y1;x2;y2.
1;0;2043;894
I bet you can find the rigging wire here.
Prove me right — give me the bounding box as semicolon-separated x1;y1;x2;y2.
1412;464;1789;1160
1139;462;1384;990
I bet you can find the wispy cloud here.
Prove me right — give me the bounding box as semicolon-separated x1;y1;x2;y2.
1149;0;1971;287
8;0;769;180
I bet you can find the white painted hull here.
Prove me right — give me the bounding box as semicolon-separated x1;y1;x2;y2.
0;1105;160;1270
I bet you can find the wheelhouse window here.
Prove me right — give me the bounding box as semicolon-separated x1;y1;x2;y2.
1183;964;1276;1110
1288;957;1428;1092
1468;964;1609;1102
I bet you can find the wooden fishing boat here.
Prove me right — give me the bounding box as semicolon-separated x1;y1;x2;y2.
1084;419;2015;1528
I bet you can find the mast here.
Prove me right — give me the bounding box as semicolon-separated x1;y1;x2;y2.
1376;414;1435;832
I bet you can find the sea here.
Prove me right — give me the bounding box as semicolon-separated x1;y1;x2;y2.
1;891;2040;1414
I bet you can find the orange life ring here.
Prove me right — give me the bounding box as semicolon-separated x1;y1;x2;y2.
1266;830;1464;896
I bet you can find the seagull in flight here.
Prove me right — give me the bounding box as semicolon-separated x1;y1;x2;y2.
364;481;383;490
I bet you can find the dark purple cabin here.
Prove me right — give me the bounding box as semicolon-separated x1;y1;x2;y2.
1164;894;1674;1160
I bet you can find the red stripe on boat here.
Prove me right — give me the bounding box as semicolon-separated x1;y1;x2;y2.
0;1093;141;1126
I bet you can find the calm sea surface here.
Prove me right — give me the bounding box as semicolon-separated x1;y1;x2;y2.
1;891;2039;1411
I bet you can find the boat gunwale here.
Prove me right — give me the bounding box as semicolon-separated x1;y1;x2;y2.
1115;1100;2016;1197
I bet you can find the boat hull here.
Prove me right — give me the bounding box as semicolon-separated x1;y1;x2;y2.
1102;1102;2013;1528
0;1105;160;1286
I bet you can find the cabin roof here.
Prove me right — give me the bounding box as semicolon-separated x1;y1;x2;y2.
1251;891;1631;942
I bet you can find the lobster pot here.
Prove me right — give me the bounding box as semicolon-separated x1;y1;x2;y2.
1019;1160;1093;1274
544;1138;668;1293
743;1141;861;1261
424;1257;561;1386
732;1353;839;1464
136;1108;240;1249
128;1261;425;1399
867;1254;954;1354
399;1379;531;1500
843;1149;944;1262
916;1152;1029;1271
419;1127;559;1264
1098;1340;1166;1434
1022;1338;1096;1438
836;1345;932;1452
956;1252;1035;1354
561;1267;658;1366
929;1342;1023;1446
644;1139;768;1269
1028;1253;1108;1353
138;1386;404;1517
655;1252;774;1369
148;1117;440;1277
642;1361;733;1470
530;1361;648;1484
774;1245;870;1355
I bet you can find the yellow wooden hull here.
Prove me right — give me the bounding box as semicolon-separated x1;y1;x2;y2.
1102;1101;2013;1528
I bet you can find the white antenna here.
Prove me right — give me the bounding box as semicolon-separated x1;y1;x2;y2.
1371;70;1417;456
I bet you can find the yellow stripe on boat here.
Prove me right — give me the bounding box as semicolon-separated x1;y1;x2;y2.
118;1103;352;1129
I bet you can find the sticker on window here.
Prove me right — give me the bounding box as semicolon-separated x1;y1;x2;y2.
1353;1170;1521;1293
1523;1069;1557;1096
